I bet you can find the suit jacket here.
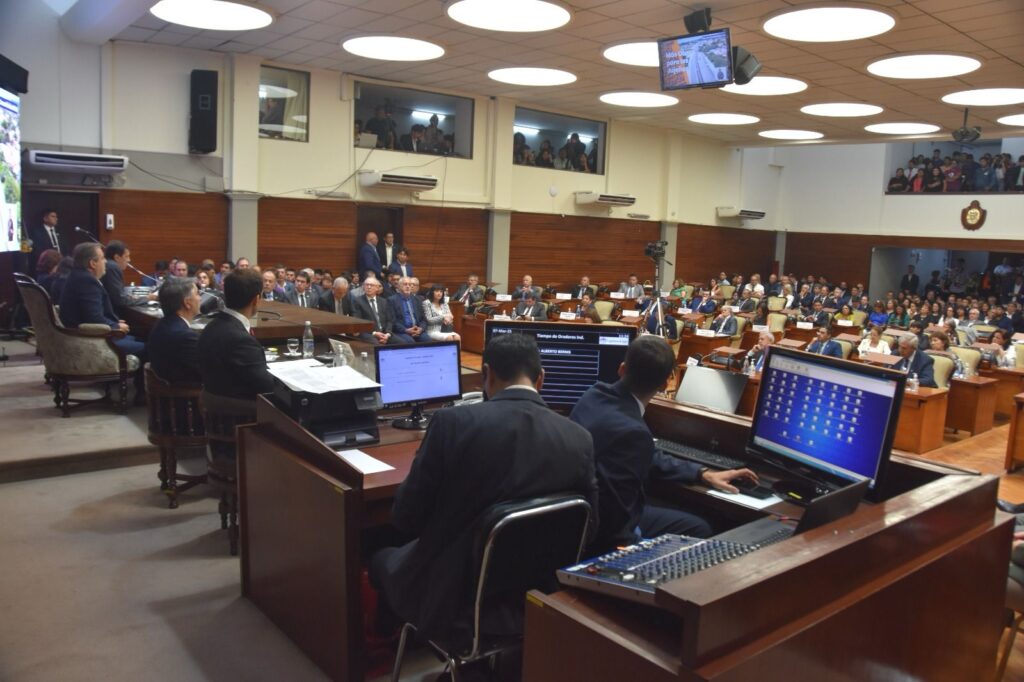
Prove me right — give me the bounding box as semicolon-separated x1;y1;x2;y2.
260;290;288;303
357;242;383;278
692;298;717;314
738;298;756;313
570;381;702;551
377;242;400;270
711;314;737;337
511;286;543;301
618;283;644;298
59;268;119;329
196;312;275;400
452;284;483;305
100;260;133;313
285;287;321;309
390;293;426;334
571;285;592;299
899;273;920;293
28;224;62;272
399;134;422;152
148;314;200;385
764;282;782;297
807;339;843;358
896;351;937;388
806;310;830;327
373;389;597;642
351;294;394;334
318;291;352;316
514;301;544;320
387;261;414;278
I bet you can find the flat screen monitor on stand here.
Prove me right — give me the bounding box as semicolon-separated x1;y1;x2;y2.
374;341;462;430
746;346;906;504
674;365;749;415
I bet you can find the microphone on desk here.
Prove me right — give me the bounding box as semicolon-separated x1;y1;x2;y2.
73;226;154;283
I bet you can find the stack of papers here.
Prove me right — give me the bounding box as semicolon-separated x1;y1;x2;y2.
267;359;380;394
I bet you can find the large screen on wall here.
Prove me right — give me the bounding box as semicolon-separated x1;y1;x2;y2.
657;29;733;91
0;86;21;253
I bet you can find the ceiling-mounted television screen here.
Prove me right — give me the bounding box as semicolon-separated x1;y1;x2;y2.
657;29;733;91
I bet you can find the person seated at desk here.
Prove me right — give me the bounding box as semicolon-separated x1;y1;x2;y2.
928;331;965;376
260;270;287;302
387;247;414;279
804;300;830;328
389;276;426;343
318;276;352;316
618;274;643;299
736;288;756;313
807;327;843;358
285;271;320;309
991;329;1018;369
570;336;757;551
894;335;937;387
452;273;483;306
422;285;460;342
709;306;737;337
571;276;593;299
514;291;545;321
748;330;775;372
690;290;717;315
196;269;275;400
575;292;602;324
369;333;597;644
511;274;542;301
351;277;400;345
868;301;889;327
148;276;201;384
858;325;890;356
834;304;855;323
100;240;154;313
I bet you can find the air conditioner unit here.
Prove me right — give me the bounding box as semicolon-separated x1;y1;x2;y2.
574;192;636;207
358;170;438;191
717;206;766;220
26;150;128;174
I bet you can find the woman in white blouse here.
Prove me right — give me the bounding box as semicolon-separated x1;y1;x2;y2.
991;329;1018;369
422;285;461;342
857;325;890;356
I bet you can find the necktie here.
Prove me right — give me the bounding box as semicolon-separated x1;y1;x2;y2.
369;298;380;328
336;300;343;315
460;288;470;303
48;227;58;250
404;299;414;327
300;293;306;307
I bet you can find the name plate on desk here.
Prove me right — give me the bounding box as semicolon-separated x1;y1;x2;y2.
679;307;692;315
752;324;769;332
559;312;577;320
797;321;814;330
621;310;640;318
555;293;572;300
493;314;511;320
728;306;740;313
495;294;512;302
661;291;671;297
610;292;626;300
837;319;854;327
695;329;716;337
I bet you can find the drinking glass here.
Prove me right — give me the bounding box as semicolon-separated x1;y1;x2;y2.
287;338;300;355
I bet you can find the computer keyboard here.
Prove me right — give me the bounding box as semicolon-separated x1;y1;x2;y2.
656;438;746;470
557;534;756;604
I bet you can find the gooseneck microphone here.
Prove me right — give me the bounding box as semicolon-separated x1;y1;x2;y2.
73;226;154;282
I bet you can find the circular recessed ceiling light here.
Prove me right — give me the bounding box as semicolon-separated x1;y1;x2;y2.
599;92;678;107
801;102;883;117
864;122;940;135
941;88;1024;106
867;54;981;79
342;36;444;61
759;129;824;140
488;67;576;86
721;76;807;96
688;113;760;125
602;41;659;67
998;113;1024;126
446;0;570;32
150;0;274;30
763;6;895;42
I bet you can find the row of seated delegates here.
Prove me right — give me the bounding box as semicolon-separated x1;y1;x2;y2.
512;132;598;172
359;107;453;155
887;152;1024;193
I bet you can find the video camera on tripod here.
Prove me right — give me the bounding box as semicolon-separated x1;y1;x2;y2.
645;240;668;260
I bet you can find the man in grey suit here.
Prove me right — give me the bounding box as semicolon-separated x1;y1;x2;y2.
618;273;643;299
350;277;400;344
285;271;320;309
511;274;543;301
514;291;545;320
710;307;738;337
452;273;484;305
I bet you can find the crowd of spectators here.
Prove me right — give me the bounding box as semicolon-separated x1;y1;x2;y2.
888;150;1024;193
513;132;599;172
357;106;455;155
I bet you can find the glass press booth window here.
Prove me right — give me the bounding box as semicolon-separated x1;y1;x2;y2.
512;107;606;174
259;66;309;142
353;81;474;158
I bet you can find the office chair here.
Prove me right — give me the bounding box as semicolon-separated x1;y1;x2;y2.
144;366;206;508
391;494;592;682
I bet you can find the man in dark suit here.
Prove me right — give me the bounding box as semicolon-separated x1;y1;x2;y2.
618;274;643;299
387;247;414;278
351;277;400;345
398;124;426;152
376;231;399;272
358;232;383;279
260;270;287;302
571;276;592;300
737;288;756;313
807;327;843;358
148;277;201;384
710;307;738;337
28;208;62;274
381;272;401;299
514;291;544;320
452;273;483;306
764;273;782;297
894;335;937;387
804;300;830;327
510;274;542;301
748;331;775;373
60;243;146;362
100;240;151;314
690;290;717;314
285;271;320;309
318;276;352;316
389;277;425;343
370;333;598;644
197;269;275;401
571;336;756;551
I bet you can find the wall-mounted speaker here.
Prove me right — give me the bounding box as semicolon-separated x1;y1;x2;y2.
189;69;217;154
732;47;762;86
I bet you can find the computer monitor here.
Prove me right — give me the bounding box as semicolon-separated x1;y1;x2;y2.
747;346;905;501
674;365;748;415
484;320;636;412
374;341;463;430
657;29;733;91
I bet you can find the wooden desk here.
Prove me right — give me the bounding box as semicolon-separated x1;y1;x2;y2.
947;375;997;435
461;315;485;353
1006;392;1024;471
678;332;728;364
776;338;806;351
860;351;901;367
893;387;948;454
783;325;817;345
449;299;465;337
980;366;1024;418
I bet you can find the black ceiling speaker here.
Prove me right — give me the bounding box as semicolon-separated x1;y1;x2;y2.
684;8;712;34
732;47;763;86
952;108;981;144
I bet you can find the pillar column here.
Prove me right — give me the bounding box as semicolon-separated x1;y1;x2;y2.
487;210;511;293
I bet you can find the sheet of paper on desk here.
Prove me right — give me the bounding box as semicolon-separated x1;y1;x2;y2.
267;359;381;394
707;489;783;510
336;449;395;474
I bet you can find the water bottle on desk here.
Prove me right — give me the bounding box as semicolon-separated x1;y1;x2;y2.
302;321;314;358
907;372;919;392
359;351;371;379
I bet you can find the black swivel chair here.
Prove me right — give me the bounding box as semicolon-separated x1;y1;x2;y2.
390;494;592;681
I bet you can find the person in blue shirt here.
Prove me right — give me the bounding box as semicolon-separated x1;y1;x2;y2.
690;290;717;314
868;301;889;327
807;326;843;358
974;157;999;192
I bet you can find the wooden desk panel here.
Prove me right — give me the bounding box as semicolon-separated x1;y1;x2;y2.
981;367;1024;418
678;333;728;364
946;375;997;435
461;315;485;353
783;326;818;345
449;300;465;337
1006;392;1024;472
893;387;948;454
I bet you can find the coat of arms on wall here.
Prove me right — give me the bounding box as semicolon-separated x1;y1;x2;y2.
961;200;986;231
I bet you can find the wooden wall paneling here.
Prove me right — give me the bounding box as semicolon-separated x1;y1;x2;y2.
674;224;776;284
402;205;489;290
508;213;660;293
258;198;357;276
98;190;228;279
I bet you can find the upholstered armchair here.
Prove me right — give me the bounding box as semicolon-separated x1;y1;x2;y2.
15;273;140;416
